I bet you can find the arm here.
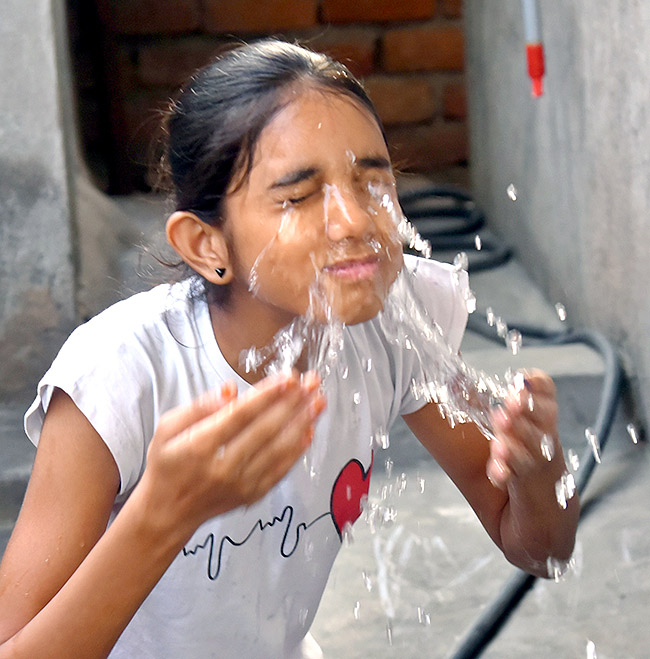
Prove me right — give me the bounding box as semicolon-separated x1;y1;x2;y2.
0;372;324;658
403;369;579;577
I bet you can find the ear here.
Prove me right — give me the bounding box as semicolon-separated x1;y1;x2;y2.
166;211;234;285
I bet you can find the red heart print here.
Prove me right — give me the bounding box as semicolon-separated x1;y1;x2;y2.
330;457;373;540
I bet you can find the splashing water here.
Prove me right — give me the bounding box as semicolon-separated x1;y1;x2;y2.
585;427;601;463
506;329;522;355
626;422;639;444
555;471;576;509
586;640;597;659
240;177;543;469
474;234;482;251
546;555;571;582
555;302;567;322
540;433;555;461
386;618;394;646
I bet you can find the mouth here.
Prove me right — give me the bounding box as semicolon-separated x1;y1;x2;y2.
322;255;381;281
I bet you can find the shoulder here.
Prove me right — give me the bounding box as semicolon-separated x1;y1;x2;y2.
58;281;200;365
402;255;469;352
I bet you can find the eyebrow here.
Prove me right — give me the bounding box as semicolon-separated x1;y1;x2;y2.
269;155;392;190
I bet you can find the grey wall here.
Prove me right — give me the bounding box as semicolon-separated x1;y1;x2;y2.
466;0;650;423
0;0;78;401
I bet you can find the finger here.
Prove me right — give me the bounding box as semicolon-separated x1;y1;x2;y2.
155;381;238;442
486;451;511;490
244;392;326;479
491;408;539;473
505;393;557;435
521;369;556;398
224;384;323;467
185;372;303;449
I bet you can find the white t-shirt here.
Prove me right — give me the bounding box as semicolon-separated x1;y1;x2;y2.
24;255;468;658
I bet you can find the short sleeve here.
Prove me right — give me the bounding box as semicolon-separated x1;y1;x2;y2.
397;255;470;416
24;312;157;498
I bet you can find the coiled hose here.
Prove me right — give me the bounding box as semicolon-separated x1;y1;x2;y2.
399;185;625;658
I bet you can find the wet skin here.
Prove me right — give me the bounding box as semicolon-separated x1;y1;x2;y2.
221;87;404;339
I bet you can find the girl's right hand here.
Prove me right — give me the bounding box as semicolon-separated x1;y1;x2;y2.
139;371;325;538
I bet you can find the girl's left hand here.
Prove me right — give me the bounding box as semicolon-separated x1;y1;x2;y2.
486;369;560;489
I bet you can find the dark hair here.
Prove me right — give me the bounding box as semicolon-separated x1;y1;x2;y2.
158;39;386;305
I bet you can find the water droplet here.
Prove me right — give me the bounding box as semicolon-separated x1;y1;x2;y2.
385;458;393;478
417;476;425;493
586;639;597;659
585;427;601;463
555;302;567;322
474;234;482;251
386;618;394;646
454;251;469;271
555;472;576;509
339;364;349;379
486;306;495;326
353;391;361;405
362;569;373;591
342;522;354;546
496;317;508;338
540;434;555;461
506;329;522;355
507;183;518;201
346;485;352;500
546;556;568;582
568;449;580;471
527;394;535;412
353;601;360;620
298;607;309;626
373;428;390;450
382;506;397;525
464;289;477;314
626;422;639;444
417;606;432;625
364;357;373;372
397;472;407;496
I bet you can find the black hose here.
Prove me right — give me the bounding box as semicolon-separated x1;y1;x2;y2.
396;185;625;659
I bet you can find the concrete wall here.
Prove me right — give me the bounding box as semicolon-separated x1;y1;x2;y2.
466;0;650;423
0;0;78;401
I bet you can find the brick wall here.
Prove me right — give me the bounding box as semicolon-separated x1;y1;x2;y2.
76;0;467;192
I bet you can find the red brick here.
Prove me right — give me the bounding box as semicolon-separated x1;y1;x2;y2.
386;122;468;171
138;40;224;87
383;25;465;72
441;0;463;19
442;80;467;119
203;0;318;33
364;75;436;126
322;0;436;24
310;29;378;78
97;0;201;35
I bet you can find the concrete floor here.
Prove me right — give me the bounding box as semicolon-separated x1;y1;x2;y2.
1;192;647;658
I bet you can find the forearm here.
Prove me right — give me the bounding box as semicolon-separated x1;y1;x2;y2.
0;482;191;659
498;451;579;577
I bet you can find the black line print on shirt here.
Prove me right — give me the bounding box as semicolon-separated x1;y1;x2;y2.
182;456;373;581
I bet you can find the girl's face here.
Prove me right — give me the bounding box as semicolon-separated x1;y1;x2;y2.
222;87;403;327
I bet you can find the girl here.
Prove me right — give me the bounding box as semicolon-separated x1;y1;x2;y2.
0;40;578;658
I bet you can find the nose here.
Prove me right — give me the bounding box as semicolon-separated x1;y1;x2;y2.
324;184;374;242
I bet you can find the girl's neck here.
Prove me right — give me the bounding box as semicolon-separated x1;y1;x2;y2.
207;287;299;384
